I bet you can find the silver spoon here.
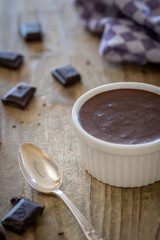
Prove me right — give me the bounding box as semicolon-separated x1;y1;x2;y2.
18;142;104;240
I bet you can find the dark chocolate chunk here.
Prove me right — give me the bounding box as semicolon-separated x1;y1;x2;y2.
10;196;22;205
58;232;64;236
51;64;81;87
0;227;7;240
1;198;45;234
11;196;30;206
20;22;43;41
0;51;23;69
1;82;36;109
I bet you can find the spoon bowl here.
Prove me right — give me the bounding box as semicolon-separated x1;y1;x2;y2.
18;142;104;240
19;143;62;193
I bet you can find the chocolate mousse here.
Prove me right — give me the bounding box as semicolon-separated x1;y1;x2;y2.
78;89;160;144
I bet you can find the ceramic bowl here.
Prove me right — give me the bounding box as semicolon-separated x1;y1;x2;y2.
72;82;160;187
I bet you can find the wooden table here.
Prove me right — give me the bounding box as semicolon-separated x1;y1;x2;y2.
0;0;160;239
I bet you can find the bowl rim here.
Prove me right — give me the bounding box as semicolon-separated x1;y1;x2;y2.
72;82;160;155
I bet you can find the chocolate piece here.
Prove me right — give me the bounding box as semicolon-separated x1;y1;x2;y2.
1;82;36;109
0;227;6;240
20;22;43;41
0;51;23;69
10;196;23;205
1;198;45;234
11;196;30;206
51;64;81;87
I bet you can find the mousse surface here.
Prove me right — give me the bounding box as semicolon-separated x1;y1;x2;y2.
78;89;160;144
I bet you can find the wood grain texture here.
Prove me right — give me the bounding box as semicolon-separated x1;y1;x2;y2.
0;0;160;240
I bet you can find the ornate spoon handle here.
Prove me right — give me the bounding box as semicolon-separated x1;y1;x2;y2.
52;189;104;240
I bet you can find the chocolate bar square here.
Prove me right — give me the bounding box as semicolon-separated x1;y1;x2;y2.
1;82;36;109
51;64;81;87
11;196;30;206
0;51;23;69
1;198;45;234
20;22;43;41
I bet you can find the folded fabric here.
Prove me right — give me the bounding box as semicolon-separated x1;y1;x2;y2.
73;0;160;64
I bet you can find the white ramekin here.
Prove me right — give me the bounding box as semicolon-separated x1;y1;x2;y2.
72;82;160;187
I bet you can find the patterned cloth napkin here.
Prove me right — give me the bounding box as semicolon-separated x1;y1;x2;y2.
73;0;160;64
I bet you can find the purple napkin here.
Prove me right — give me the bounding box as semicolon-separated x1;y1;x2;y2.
73;0;160;64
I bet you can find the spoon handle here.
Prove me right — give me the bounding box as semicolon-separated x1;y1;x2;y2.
52;189;104;240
